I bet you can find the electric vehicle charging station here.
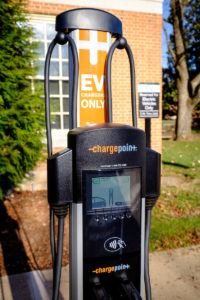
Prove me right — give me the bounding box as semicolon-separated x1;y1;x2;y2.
45;8;161;300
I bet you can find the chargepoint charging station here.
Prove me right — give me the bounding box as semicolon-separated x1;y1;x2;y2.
45;8;161;300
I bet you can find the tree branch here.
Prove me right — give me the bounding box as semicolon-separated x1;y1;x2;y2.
163;21;176;62
163;18;169;23
191;73;200;93
191;84;200;107
181;0;192;7
171;0;189;77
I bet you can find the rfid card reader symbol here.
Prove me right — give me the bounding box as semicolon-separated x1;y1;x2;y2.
104;237;126;252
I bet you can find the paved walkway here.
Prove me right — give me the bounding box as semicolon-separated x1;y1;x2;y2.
0;245;200;300
0;267;69;300
150;245;200;300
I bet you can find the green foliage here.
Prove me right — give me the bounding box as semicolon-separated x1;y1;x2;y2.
162;68;178;118
0;0;44;199
150;212;200;251
150;137;200;251
150;185;200;251
162;139;200;179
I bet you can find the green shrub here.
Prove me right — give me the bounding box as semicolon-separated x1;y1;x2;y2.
0;0;44;199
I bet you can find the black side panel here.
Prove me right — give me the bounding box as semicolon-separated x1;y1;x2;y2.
56;8;122;36
146;148;161;199
47;149;73;205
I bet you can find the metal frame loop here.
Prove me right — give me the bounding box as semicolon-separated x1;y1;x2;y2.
44;33;79;157
106;37;137;127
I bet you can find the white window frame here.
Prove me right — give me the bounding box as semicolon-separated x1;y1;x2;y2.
30;14;70;147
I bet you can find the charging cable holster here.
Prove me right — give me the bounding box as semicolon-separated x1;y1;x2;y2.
47;148;73;208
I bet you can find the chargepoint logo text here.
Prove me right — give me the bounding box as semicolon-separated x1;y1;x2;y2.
92;263;130;275
88;144;138;154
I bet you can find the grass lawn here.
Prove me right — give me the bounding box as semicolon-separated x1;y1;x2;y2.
149;136;200;251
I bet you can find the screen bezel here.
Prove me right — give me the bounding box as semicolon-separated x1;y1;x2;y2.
83;167;141;214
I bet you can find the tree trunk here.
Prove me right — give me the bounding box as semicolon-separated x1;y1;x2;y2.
168;0;200;140
176;98;193;140
171;0;192;140
176;77;193;140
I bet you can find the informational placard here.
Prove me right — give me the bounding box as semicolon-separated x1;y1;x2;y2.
138;83;160;118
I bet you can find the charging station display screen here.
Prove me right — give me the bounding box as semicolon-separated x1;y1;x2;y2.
92;176;130;209
84;168;141;212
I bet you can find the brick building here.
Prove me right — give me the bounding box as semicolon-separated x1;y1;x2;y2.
27;0;163;154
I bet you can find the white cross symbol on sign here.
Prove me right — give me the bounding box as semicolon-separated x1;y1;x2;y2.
79;31;109;65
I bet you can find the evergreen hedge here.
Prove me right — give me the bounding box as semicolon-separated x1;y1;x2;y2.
0;0;44;199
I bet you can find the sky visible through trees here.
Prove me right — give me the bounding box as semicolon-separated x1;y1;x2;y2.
162;0;172;68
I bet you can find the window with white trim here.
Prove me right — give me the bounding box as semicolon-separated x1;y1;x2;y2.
31;19;69;131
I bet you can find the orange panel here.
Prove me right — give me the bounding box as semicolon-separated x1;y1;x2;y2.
78;30;110;126
98;31;107;42
79;30;89;41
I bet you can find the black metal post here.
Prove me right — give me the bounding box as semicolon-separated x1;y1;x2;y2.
145;118;151;148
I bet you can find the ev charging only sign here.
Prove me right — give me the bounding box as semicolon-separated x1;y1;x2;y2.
138;83;160;118
70;29;111;126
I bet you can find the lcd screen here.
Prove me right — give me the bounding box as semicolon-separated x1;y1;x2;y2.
92;176;130;209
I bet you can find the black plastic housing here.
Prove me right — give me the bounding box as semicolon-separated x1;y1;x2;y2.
145;148;161;209
68;123;146;203
67;123;146;296
47;148;73;205
56;8;122;36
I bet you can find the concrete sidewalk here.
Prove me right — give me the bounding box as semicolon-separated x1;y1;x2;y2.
0;245;200;300
0;267;69;300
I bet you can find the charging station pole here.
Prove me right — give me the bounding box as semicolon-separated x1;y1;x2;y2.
45;8;161;300
145;119;151;148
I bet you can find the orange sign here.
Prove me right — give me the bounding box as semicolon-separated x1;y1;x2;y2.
77;30;111;126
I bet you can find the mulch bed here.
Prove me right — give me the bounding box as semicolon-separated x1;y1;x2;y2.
0;191;69;277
